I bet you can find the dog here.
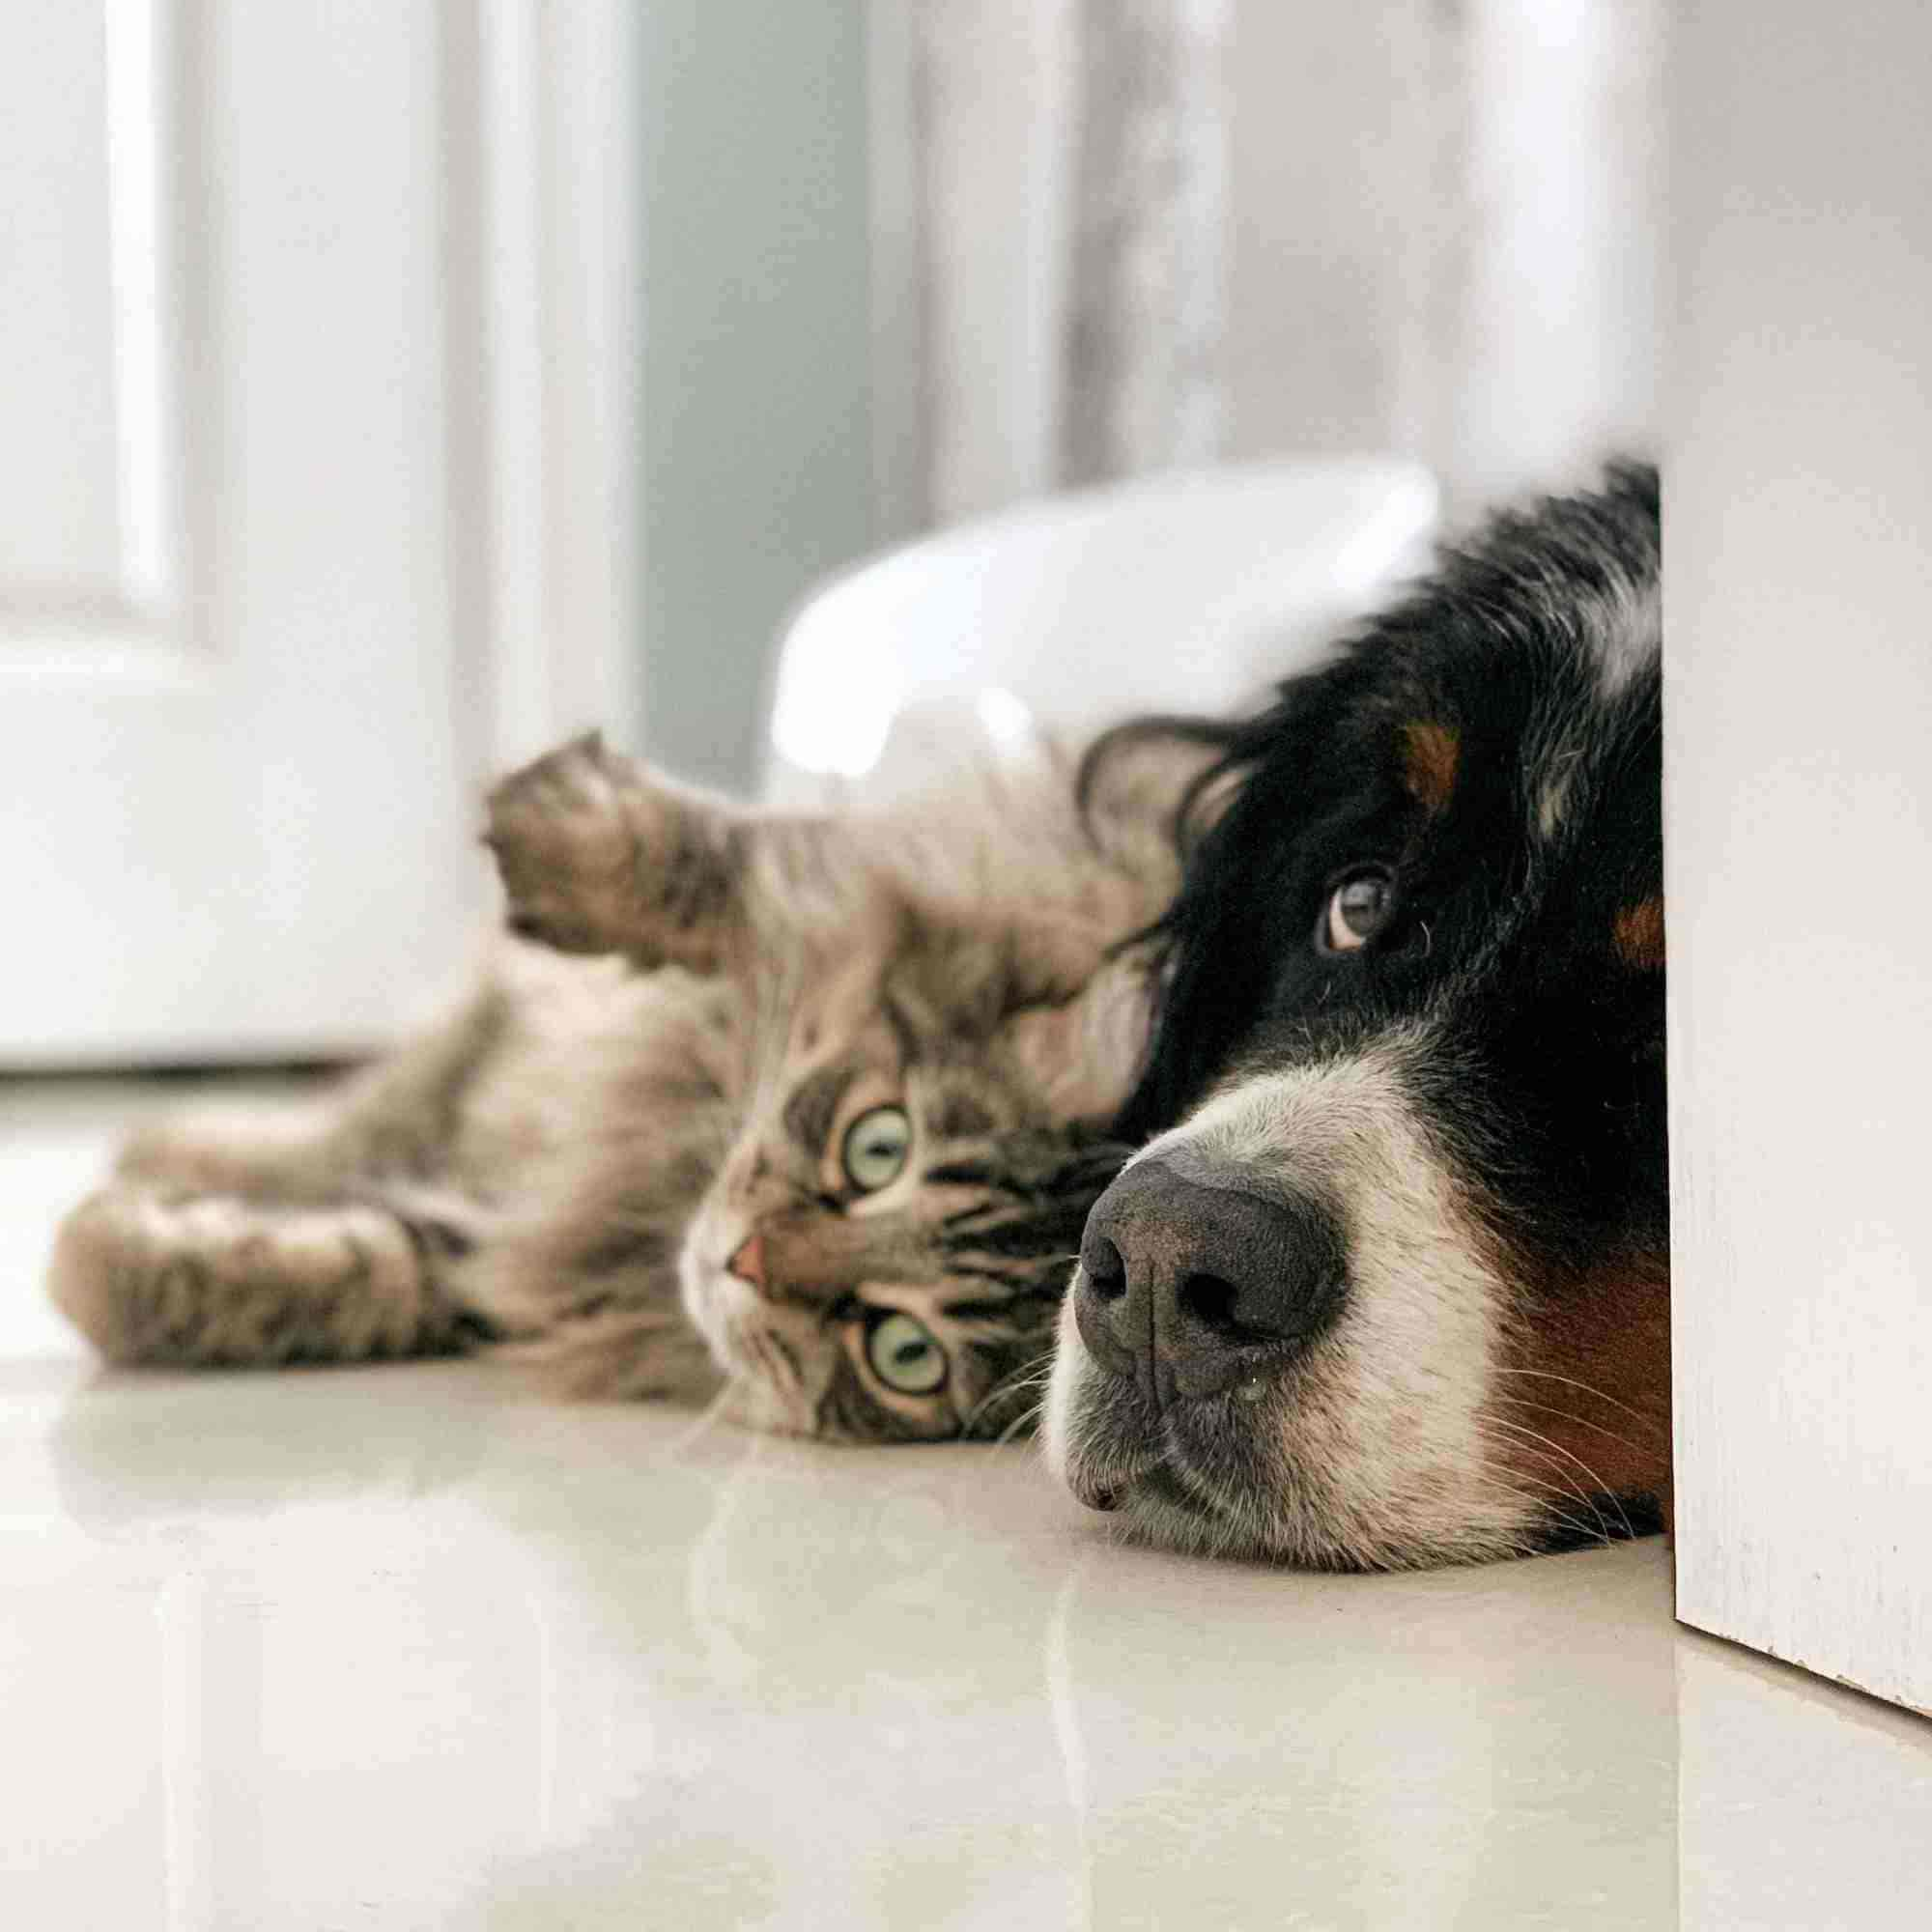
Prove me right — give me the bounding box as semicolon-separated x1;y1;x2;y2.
1043;463;1667;1569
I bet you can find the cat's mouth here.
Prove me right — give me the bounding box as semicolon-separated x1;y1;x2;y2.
676;1225;825;1424
674;1224;745;1366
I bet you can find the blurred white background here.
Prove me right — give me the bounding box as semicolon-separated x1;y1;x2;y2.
0;0;1662;1067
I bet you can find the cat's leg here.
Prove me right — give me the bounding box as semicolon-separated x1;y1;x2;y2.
48;994;507;1369
48;1186;469;1367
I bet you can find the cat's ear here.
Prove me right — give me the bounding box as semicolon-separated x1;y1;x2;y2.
1077;718;1238;866
484;732;751;973
999;953;1155;1126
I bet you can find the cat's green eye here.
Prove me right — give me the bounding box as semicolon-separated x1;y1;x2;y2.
841;1104;911;1192
865;1310;948;1395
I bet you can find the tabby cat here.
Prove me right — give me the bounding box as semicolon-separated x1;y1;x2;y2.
50;727;1195;1441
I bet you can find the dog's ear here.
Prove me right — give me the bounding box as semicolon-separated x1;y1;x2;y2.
484;733;753;973
998;952;1155;1127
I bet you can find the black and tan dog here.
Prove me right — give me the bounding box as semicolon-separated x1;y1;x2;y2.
1045;464;1668;1569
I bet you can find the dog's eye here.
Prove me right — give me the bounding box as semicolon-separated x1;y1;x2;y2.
841;1105;911;1191
1321;869;1394;952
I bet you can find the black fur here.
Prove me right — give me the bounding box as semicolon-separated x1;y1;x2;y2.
1057;463;1670;1564
1114;463;1664;1278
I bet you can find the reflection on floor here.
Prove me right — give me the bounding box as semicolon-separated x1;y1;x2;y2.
2;1079;1928;1929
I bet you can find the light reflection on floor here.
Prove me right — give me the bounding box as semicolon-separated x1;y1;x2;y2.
2;1080;1926;1929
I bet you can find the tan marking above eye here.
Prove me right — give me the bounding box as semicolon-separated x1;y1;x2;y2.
1613;895;1666;969
1400;721;1461;814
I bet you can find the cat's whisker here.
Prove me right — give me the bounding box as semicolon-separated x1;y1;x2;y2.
963;1356;1058;1438
995;1396;1048;1446
662;1379;739;1454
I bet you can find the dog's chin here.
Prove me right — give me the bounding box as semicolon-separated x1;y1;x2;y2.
1048;1367;1354;1569
1044;1301;1540;1573
1105;1451;1305;1566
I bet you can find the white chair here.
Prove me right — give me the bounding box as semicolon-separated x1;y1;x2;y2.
759;456;1437;808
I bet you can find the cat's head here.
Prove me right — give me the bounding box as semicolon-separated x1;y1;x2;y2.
486;728;1199;1440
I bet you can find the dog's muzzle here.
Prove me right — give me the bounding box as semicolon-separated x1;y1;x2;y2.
1071;1156;1347;1419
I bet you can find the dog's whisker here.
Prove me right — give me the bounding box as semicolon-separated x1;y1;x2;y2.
1482;1415;1634;1543
1477;1434;1614;1549
1491;1469;1611;1552
1489;1368;1663;1435
1474;1472;1599;1555
1490;1391;1652;1458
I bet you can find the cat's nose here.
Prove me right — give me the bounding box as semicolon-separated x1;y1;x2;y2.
726;1234;766;1289
1073;1159;1346;1403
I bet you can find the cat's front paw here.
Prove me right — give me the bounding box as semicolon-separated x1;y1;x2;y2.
48;1187;431;1366
485;731;640;956
483;732;742;972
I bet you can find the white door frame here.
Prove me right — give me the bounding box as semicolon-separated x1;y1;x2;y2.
1667;0;1932;1716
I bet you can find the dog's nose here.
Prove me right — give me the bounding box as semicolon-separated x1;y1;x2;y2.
1074;1158;1346;1402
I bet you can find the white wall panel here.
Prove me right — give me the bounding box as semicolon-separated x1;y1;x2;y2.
1668;0;1932;1715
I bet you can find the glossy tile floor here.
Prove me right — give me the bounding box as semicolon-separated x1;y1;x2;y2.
4;1080;1929;1930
